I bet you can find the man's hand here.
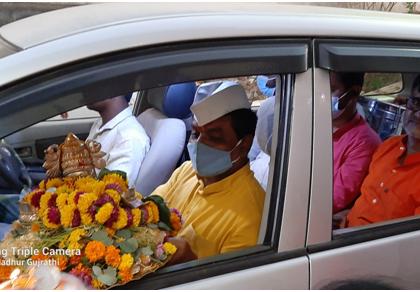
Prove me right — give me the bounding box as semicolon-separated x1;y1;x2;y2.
332;209;350;229
166;237;197;266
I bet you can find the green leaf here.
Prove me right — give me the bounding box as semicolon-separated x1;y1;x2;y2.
118;238;138;253
94;266;117;286
81;257;90;266
140;246;154;256
98;168;127;181
92;265;102;278
157;222;172;232
91;230;113;246
144;194;172;229
116;229;132;239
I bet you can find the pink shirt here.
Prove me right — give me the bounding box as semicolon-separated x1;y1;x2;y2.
333;113;381;213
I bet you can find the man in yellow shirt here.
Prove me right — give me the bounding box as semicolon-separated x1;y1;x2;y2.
153;81;265;262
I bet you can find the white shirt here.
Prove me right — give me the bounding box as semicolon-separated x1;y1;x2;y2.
250;151;270;191
87;107;150;187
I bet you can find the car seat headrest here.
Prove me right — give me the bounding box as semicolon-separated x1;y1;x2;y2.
147;82;197;119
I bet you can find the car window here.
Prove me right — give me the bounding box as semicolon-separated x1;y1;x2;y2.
0;38;306;289
330;70;420;235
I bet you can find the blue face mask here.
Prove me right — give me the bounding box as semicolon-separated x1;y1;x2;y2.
332;90;350;119
257;76;275;97
187;140;242;177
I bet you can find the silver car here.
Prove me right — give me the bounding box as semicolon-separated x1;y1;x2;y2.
1;3;420;289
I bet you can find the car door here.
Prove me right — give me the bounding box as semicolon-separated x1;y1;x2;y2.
0;36;312;289
308;39;420;289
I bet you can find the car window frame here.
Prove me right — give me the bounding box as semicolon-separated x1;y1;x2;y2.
0;38;310;288
307;38;420;254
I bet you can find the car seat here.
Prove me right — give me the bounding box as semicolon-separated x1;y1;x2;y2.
250;96;275;191
135;82;196;196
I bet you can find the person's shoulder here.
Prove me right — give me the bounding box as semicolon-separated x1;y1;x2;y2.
353;117;381;144
115;117;150;143
378;135;404;150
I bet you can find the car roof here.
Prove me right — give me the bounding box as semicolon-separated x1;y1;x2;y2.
2;3;419;50
0;3;420;88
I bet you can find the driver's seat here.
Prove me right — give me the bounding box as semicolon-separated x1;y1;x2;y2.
135;82;196;196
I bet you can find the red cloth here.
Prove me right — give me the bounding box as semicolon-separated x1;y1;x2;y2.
333;113;381;213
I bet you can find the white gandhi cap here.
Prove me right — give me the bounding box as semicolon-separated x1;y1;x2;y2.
190;80;250;126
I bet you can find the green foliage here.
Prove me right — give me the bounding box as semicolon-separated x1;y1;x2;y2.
93;265;118;286
91;229;113;246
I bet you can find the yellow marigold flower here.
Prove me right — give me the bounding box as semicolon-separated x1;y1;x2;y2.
56;193;68;211
95;202;114;224
46;178;63;189
56;184;73;195
81;212;93;225
131;208;141;227
68;241;83;251
146;202;160;223
58;239;66;249
105;245;121;268
75;176;96;189
163;242;177;255
92;278;104;289
105;189;120;204
85;241;106;263
105;227;116;237
118;254;133;271
68;228;86;243
39;192;53;214
113;207;128;230
102;173;128;192
118;268;133;283
68;191;79;207
39;179;46;190
77;192;97;213
61;204;76;228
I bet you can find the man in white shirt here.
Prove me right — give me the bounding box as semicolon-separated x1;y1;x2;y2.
250;96;274;191
87;95;150;187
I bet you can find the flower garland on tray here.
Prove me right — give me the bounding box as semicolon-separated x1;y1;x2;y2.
0;169;182;289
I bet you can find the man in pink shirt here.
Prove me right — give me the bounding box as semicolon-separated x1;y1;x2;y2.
331;72;381;213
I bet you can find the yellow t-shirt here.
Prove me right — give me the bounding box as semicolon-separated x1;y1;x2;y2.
153;161;265;258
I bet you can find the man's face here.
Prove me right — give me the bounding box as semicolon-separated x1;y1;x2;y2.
191;115;239;152
403;88;420;139
330;73;359;114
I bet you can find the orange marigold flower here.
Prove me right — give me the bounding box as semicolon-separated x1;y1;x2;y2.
31;254;48;261
84;241;106;263
69;254;82;266
31;223;40;233
105;245;121;268
0;264;15;281
118;268;133;284
55;255;68;271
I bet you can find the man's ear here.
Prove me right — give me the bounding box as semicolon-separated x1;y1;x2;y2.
239;134;254;155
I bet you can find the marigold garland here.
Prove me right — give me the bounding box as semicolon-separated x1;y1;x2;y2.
16;167;183;288
113;207;128;230
95;202;114;224
132;208;141;227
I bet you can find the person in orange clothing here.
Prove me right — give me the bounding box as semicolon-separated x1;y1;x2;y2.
346;75;420;227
